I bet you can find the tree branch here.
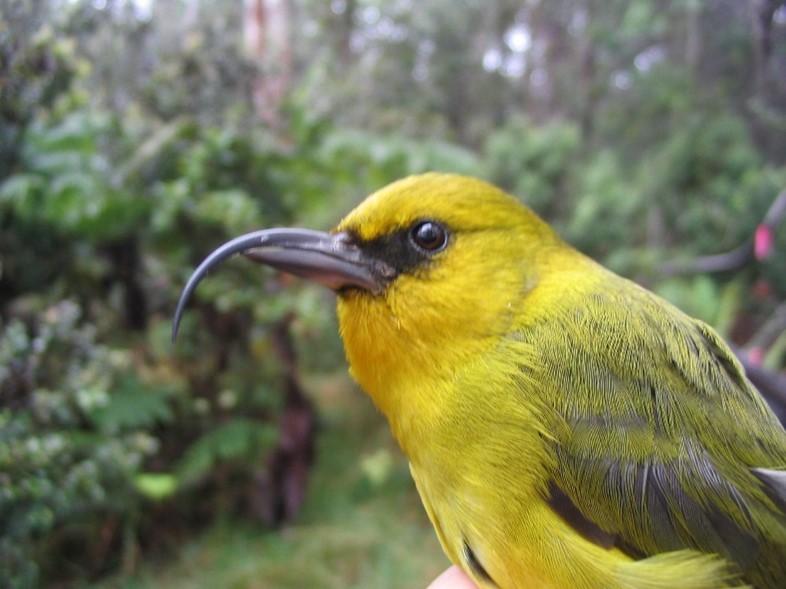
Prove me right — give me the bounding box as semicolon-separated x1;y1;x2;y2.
747;302;786;352
734;346;786;422
659;188;786;276
111;117;188;187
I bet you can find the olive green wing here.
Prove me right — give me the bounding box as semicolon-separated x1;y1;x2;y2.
524;278;786;587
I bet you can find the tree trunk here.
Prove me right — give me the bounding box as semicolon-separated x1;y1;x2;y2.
685;1;702;73
250;312;317;526
243;0;292;127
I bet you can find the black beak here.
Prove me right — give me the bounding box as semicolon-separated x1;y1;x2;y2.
171;228;386;342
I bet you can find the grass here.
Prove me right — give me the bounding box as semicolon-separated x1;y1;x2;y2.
99;373;447;589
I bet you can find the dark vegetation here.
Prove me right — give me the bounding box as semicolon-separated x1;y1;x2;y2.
1;1;785;587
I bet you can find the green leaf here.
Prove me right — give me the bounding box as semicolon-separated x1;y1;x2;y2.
194;189;262;233
177;419;277;485
0;174;45;213
89;376;173;432
135;473;178;501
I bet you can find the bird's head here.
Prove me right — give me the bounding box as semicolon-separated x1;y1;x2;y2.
173;173;562;427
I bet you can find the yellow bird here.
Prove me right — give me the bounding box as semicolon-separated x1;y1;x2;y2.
173;173;786;589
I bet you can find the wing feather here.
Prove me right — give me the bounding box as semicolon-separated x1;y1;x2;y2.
518;276;786;588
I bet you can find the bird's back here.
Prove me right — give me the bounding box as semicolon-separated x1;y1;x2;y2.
514;259;786;587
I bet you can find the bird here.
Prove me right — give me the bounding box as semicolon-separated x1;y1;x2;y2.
173;173;786;589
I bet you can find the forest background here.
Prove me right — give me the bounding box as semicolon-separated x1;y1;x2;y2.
2;1;786;587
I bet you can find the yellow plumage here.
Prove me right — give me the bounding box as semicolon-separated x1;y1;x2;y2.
334;174;786;588
174;172;786;589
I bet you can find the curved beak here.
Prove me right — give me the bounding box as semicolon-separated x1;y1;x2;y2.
171;228;384;342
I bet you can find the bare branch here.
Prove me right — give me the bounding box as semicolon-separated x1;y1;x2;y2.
659;188;786;277
733;346;786;421
747;302;786;351
764;187;786;225
659;243;751;276
111;117;188;187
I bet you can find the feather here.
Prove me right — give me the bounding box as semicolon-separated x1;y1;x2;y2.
523;274;786;587
753;468;786;508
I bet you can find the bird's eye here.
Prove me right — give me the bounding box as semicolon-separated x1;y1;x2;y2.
410;221;448;252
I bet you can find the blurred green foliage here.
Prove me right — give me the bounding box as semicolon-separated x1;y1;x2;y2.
98;383;446;589
484;117;581;214
1;0;785;587
0;302;157;584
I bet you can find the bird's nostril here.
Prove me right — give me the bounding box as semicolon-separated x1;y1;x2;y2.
376;263;397;278
335;231;357;246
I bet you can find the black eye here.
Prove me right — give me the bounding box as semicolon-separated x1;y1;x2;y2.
410;221;448;252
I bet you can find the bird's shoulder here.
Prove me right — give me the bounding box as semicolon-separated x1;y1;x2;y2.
520;263;782;445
